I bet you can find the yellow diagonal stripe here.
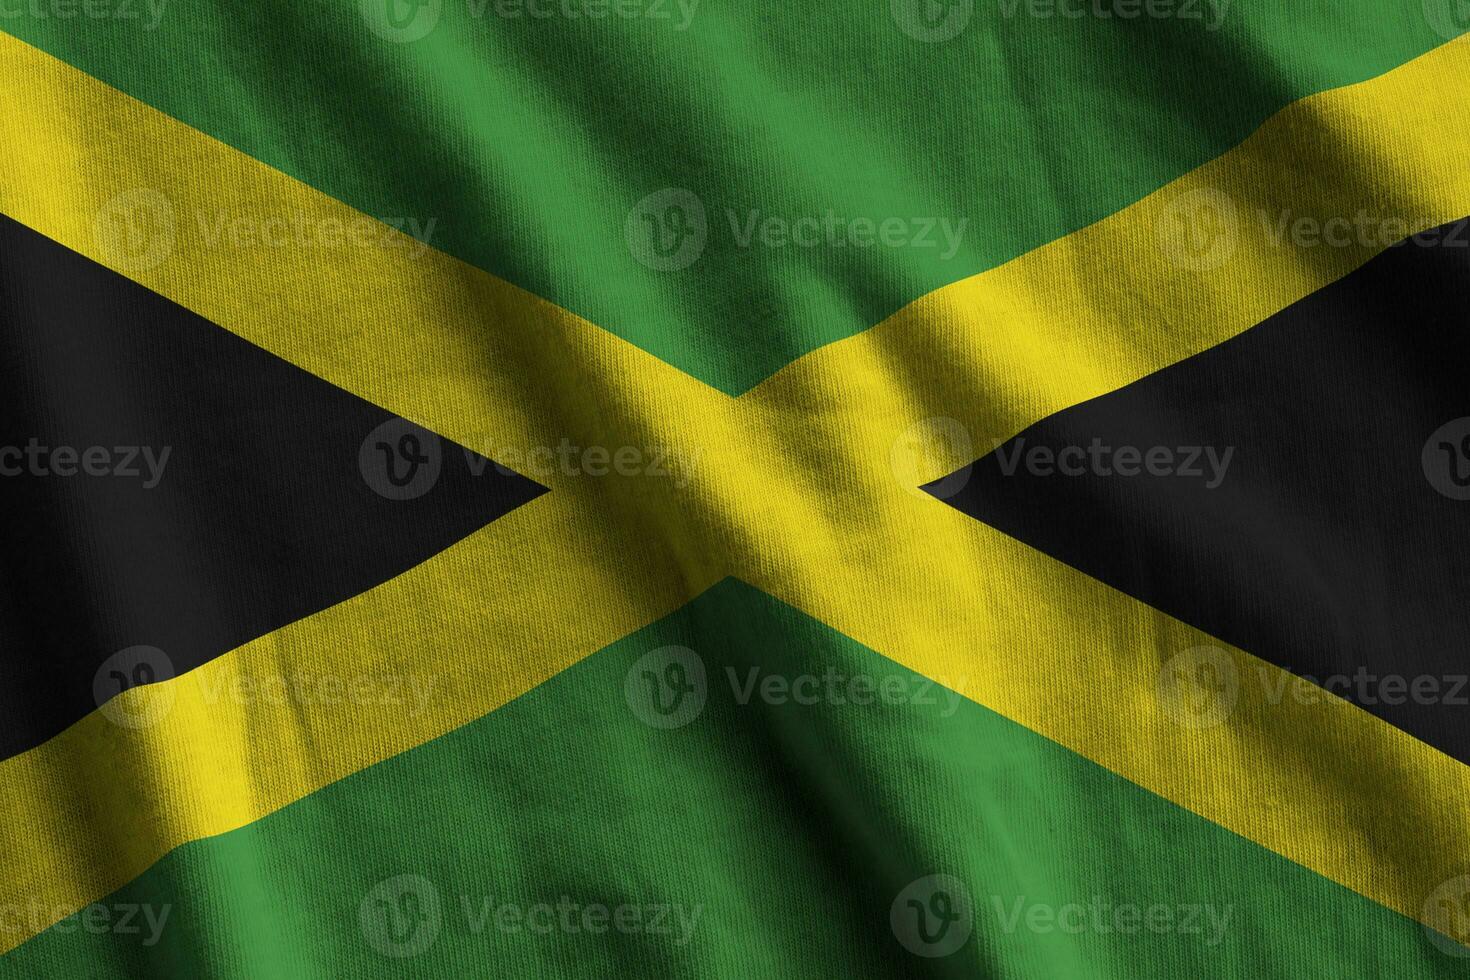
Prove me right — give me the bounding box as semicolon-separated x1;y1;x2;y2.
739;31;1470;935
0;25;715;477
0;29;724;953
4;24;1470;957
0;492;709;954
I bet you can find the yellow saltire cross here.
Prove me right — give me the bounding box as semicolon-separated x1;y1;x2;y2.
2;27;1469;953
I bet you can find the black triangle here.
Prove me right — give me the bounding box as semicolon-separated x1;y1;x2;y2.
0;212;546;760
928;216;1470;764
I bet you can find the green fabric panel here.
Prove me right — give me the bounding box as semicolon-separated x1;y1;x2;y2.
2;579;1461;977
0;4;1457;392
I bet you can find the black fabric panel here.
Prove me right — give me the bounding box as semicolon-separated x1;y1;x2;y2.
0;213;545;759
930;217;1470;763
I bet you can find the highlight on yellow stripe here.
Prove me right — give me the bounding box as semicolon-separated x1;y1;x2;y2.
740;30;1470;935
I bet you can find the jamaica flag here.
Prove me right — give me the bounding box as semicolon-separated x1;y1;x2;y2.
3;1;1470;976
